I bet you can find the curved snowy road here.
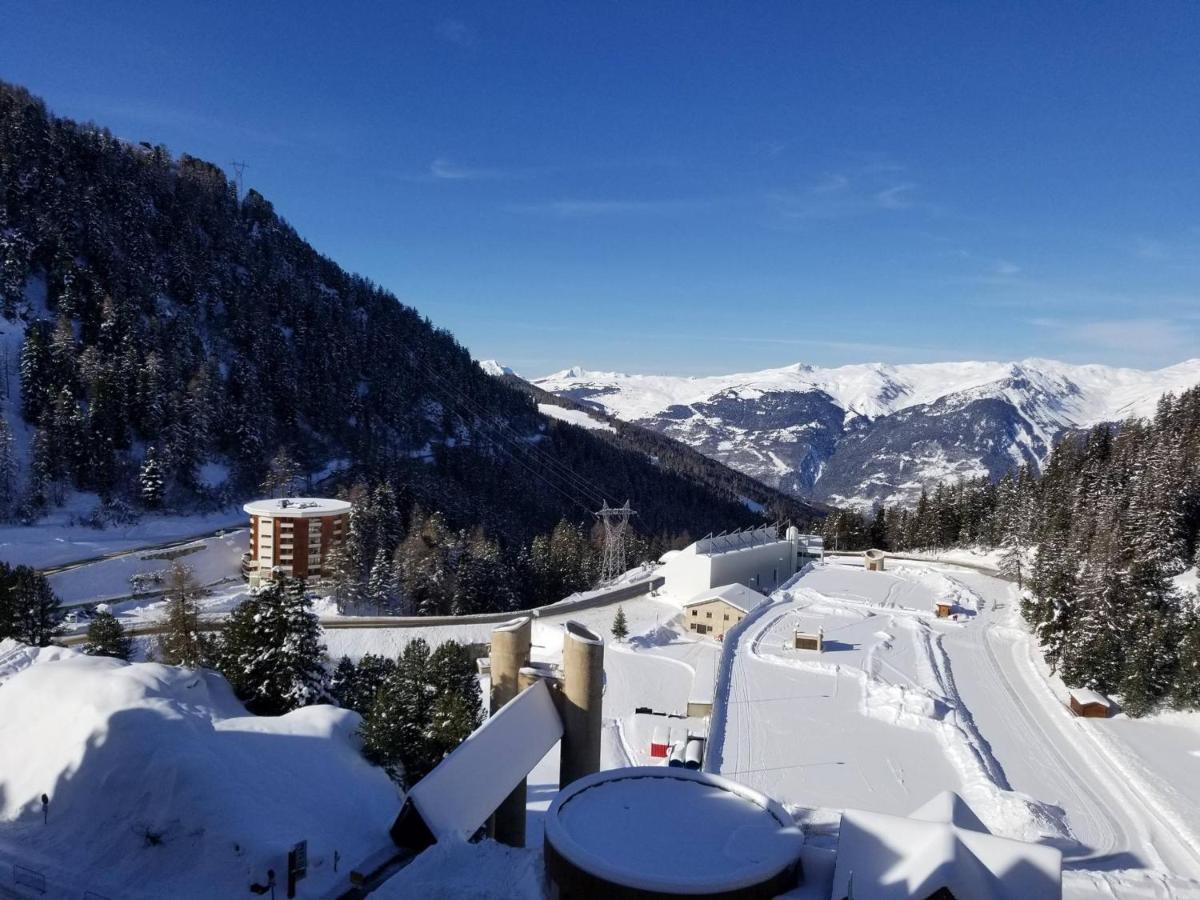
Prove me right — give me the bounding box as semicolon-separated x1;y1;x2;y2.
943;571;1200;878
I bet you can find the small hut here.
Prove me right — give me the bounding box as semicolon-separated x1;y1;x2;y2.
863;549;886;572
1069;688;1113;718
794;627;824;652
935;601;955;619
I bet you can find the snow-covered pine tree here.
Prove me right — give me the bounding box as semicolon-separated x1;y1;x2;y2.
218;574;329;715
360;638;436;785
139;446;165;509
0;417;15;515
1171;612;1200;710
611;605;629;642
427;640;483;763
6;566;63;646
81;607;133;660
366;548;396;614
338;652;397;714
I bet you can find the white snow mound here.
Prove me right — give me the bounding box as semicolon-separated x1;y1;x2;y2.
0;645;401;898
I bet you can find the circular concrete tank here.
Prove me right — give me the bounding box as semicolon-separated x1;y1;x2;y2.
544;767;802;899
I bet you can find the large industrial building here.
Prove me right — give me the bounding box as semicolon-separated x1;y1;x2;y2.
242;497;352;588
657;526;823;602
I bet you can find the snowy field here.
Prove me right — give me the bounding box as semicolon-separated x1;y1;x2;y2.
712;561;1200;898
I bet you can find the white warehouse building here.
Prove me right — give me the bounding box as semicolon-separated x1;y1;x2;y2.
657;526;823;602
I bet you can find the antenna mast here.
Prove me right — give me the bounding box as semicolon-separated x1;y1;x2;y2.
231;160;248;198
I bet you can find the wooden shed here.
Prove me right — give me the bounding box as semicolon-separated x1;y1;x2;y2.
1069;688;1113;718
794;628;824;652
935;601;955;619
863;549;886;572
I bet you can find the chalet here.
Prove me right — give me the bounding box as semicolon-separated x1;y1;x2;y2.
683;583;765;641
1069;688;1113;718
794;627;824;652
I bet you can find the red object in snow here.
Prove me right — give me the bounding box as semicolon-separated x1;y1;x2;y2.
649;726;670;758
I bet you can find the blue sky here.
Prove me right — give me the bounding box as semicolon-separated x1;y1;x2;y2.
2;3;1199;375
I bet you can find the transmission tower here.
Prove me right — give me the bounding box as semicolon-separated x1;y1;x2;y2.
231;160;248;198
596;500;636;586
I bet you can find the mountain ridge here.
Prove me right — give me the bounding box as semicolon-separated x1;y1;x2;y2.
532;358;1200;508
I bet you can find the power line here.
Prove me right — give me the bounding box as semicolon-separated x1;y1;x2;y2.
596;500;636;585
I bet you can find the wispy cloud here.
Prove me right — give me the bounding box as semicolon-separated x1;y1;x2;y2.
429;157;505;180
875;182;917;210
506;198;712;217
766;161;937;221
436;18;477;47
1030;316;1196;355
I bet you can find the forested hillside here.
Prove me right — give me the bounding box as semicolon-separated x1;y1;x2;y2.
0;81;817;610
822;387;1200;715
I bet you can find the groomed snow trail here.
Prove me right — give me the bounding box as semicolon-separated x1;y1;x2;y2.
944;571;1200;879
714;561;1200;893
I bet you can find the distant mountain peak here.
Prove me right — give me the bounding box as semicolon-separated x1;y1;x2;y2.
478;359;517;378
536;357;1200;508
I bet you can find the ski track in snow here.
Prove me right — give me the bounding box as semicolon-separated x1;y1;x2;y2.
711;562;1200;894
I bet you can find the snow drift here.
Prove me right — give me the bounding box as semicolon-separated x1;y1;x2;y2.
0;642;401;898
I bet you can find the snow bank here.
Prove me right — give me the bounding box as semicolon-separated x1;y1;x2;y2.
0;646;401;898
373;837;544;900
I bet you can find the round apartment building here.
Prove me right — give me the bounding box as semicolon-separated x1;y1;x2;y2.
242;497;352;588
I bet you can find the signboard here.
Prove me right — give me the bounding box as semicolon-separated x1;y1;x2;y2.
287;840;307;898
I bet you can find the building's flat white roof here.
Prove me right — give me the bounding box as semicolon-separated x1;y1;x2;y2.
1068;687;1112;707
547;768;801;893
683;583;766;615
243;497;352;518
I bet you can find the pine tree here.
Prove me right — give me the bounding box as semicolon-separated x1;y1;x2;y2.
81;608;133;660
332;652;397;714
3;566;62;646
139;446;165;509
360;638;436;785
1171;613;1200;710
611;605;629;642
157;563;211;668
218;575;329;715
366;548;396;613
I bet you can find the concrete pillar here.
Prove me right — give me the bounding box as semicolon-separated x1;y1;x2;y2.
559;621;604;790
489;617;532;848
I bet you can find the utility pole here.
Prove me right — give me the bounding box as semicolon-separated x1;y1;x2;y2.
595;500;635;586
231;160;248;198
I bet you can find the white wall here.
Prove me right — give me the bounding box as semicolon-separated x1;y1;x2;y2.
660;540;797;602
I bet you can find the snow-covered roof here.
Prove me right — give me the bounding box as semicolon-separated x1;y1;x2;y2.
546;767;802;894
830;791;1061;900
683;583;766;615
243;497;352;517
408;677;562;840
1068;687;1112;708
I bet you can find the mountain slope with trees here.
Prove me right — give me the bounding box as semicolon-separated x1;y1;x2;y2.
0;81;819;612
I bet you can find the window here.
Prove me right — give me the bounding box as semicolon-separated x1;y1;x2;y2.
706;611;713;619
723;613;729;621
691;609;698;616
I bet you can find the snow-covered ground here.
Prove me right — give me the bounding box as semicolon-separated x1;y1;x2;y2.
536;402;615;432
711;560;1200;898
0;501;245;569
0;641;401;899
48;531;246;605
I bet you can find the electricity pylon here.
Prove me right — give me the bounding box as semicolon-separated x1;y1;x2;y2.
596;501;635;586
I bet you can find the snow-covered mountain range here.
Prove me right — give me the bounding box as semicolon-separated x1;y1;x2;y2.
529;359;1200;508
